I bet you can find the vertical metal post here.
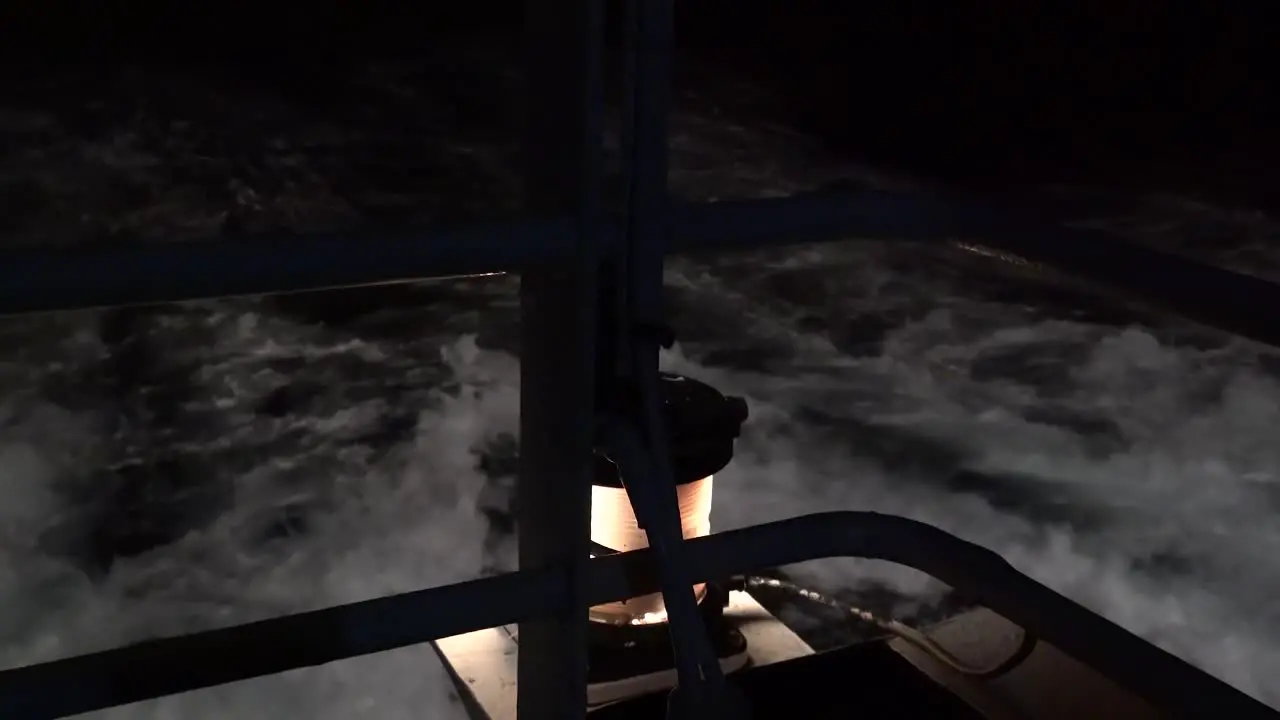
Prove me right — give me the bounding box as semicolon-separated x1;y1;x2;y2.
518;1;603;718
614;0;738;713
620;0;672;323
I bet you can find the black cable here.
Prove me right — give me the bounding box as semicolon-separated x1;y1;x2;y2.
733;575;1038;681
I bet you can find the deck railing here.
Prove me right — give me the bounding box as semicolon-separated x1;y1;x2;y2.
0;1;1277;718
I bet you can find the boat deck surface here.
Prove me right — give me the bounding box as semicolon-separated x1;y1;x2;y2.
590;640;986;719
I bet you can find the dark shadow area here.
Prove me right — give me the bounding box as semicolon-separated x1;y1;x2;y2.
590;639;986;719
676;2;1277;211
9;2;1274;208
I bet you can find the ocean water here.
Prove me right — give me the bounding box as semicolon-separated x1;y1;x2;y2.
2;64;1279;717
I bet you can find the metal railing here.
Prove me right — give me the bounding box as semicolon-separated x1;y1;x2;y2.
6;190;1280;344
0;514;1273;718
1;0;1279;718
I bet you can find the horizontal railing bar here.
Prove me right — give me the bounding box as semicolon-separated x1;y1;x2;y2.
5;190;948;315
908;197;1280;350
0;560;568;719
4;190;1280;351
0;216;577;317
0;511;1269;719
668;188;986;250
0;190;955;315
674;189;1280;348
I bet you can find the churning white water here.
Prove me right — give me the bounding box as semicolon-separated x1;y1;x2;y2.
2;106;1280;717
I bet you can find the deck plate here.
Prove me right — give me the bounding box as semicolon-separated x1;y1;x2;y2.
434;590;813;719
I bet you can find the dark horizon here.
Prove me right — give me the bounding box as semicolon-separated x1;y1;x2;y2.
5;3;1276;212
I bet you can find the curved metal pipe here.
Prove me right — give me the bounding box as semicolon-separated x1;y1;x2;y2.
676;512;1276;719
1;511;1272;719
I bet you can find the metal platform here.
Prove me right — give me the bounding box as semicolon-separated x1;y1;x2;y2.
434;591;813;719
890;608;1165;720
565;606;1172;720
588;631;986;719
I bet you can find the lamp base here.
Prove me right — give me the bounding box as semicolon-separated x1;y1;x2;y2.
585;583;749;707
435;589;813;718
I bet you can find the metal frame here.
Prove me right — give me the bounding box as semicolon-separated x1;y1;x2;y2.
7;192;1280;345
0;513;1272;718
597;0;733;706
1;2;1278;719
9;192;1280;336
516;0;604;714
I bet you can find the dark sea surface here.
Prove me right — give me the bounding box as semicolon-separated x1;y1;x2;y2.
2;13;1279;715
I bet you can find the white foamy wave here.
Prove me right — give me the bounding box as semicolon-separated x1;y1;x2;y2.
660;247;1280;707
0;328;525;719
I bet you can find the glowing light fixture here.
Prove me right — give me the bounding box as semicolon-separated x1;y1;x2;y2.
434;373;794;712
588;373;748;627
590;474;715;625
